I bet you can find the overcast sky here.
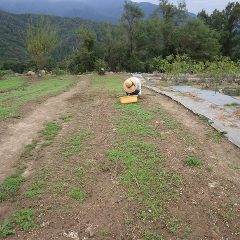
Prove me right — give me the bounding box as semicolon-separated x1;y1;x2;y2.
132;0;236;14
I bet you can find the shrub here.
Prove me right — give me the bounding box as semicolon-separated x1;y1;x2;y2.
95;59;107;75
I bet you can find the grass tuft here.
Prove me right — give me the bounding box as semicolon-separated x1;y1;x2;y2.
68;188;86;202
0;174;25;202
12;208;34;231
0;220;15;238
184;156;202;166
40;121;62;146
61;130;91;158
144;231;165;240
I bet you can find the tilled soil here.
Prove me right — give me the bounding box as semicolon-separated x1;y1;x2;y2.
0;75;240;240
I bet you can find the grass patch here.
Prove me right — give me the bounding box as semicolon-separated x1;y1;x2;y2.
25;169;49;198
0;174;25;202
61;130;92;158
144;231;165;240
12;208;34;231
224;102;239;106
117;120;157;136
40;121;62;147
184;156;202;166
0;76;76;119
59;113;73;122
0;220;15;238
116;102;154;121
152;107;177;130
21;140;38;158
0;77;25;93
91;74;124;95
100;228;108;236
107;140;182;223
125;218;133;225
68;188;86;202
206;131;224;144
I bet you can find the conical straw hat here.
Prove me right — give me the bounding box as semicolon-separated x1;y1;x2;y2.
123;77;138;93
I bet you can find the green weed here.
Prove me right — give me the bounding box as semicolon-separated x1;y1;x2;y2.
100;228;108;236
224;102;239;106
0;174;25;202
59;113;73;122
68;188;86;202
152;107;177;129
144;231;165;240
117;121;157;136
125;218;133;225
107;140;182;222
21;140;38;158
0;220;15;238
61;130;91;158
25;170;49;198
184;156;202;166
40;121;62;146
117;102;154;121
206;131;224;144
12;208;34;231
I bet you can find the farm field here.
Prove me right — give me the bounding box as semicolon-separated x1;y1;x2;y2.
0;74;240;240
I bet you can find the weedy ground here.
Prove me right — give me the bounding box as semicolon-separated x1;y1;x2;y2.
0;74;239;239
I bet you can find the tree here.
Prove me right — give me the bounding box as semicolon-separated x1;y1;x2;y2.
198;2;240;59
121;1;144;56
26;17;58;71
158;0;187;56
68;28;99;73
177;19;220;60
100;23;128;71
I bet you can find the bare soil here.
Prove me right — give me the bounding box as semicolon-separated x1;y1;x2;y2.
0;75;240;240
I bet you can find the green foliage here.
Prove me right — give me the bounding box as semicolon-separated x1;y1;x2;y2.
40;121;62;146
206;131;224;144
68;28;99;74
61;130;92;158
26;17;58;70
144;231;165;240
95;59;107;75
12;209;34;231
177;19;220;60
100;228;108;236
68;188;86;202
22;140;38;158
198;2;240;59
184;156;202;166
25;170;49;198
52;68;68;76
0;220;15;238
0;174;25;202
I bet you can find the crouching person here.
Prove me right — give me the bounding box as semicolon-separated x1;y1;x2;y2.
123;77;142;96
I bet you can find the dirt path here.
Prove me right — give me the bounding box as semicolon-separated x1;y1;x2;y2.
0;78;87;181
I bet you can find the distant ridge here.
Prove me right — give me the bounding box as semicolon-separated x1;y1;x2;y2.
0;0;196;22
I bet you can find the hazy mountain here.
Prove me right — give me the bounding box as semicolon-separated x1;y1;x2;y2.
0;0;196;22
0;10;101;62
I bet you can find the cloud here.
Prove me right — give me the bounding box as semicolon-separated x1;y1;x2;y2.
132;0;231;14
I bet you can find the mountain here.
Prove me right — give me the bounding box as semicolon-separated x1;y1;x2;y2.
0;10;101;62
0;0;161;22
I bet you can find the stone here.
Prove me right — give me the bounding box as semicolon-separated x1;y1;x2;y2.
26;71;35;76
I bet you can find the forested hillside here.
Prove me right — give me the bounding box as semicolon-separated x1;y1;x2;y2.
0;10;100;62
0;1;239;74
